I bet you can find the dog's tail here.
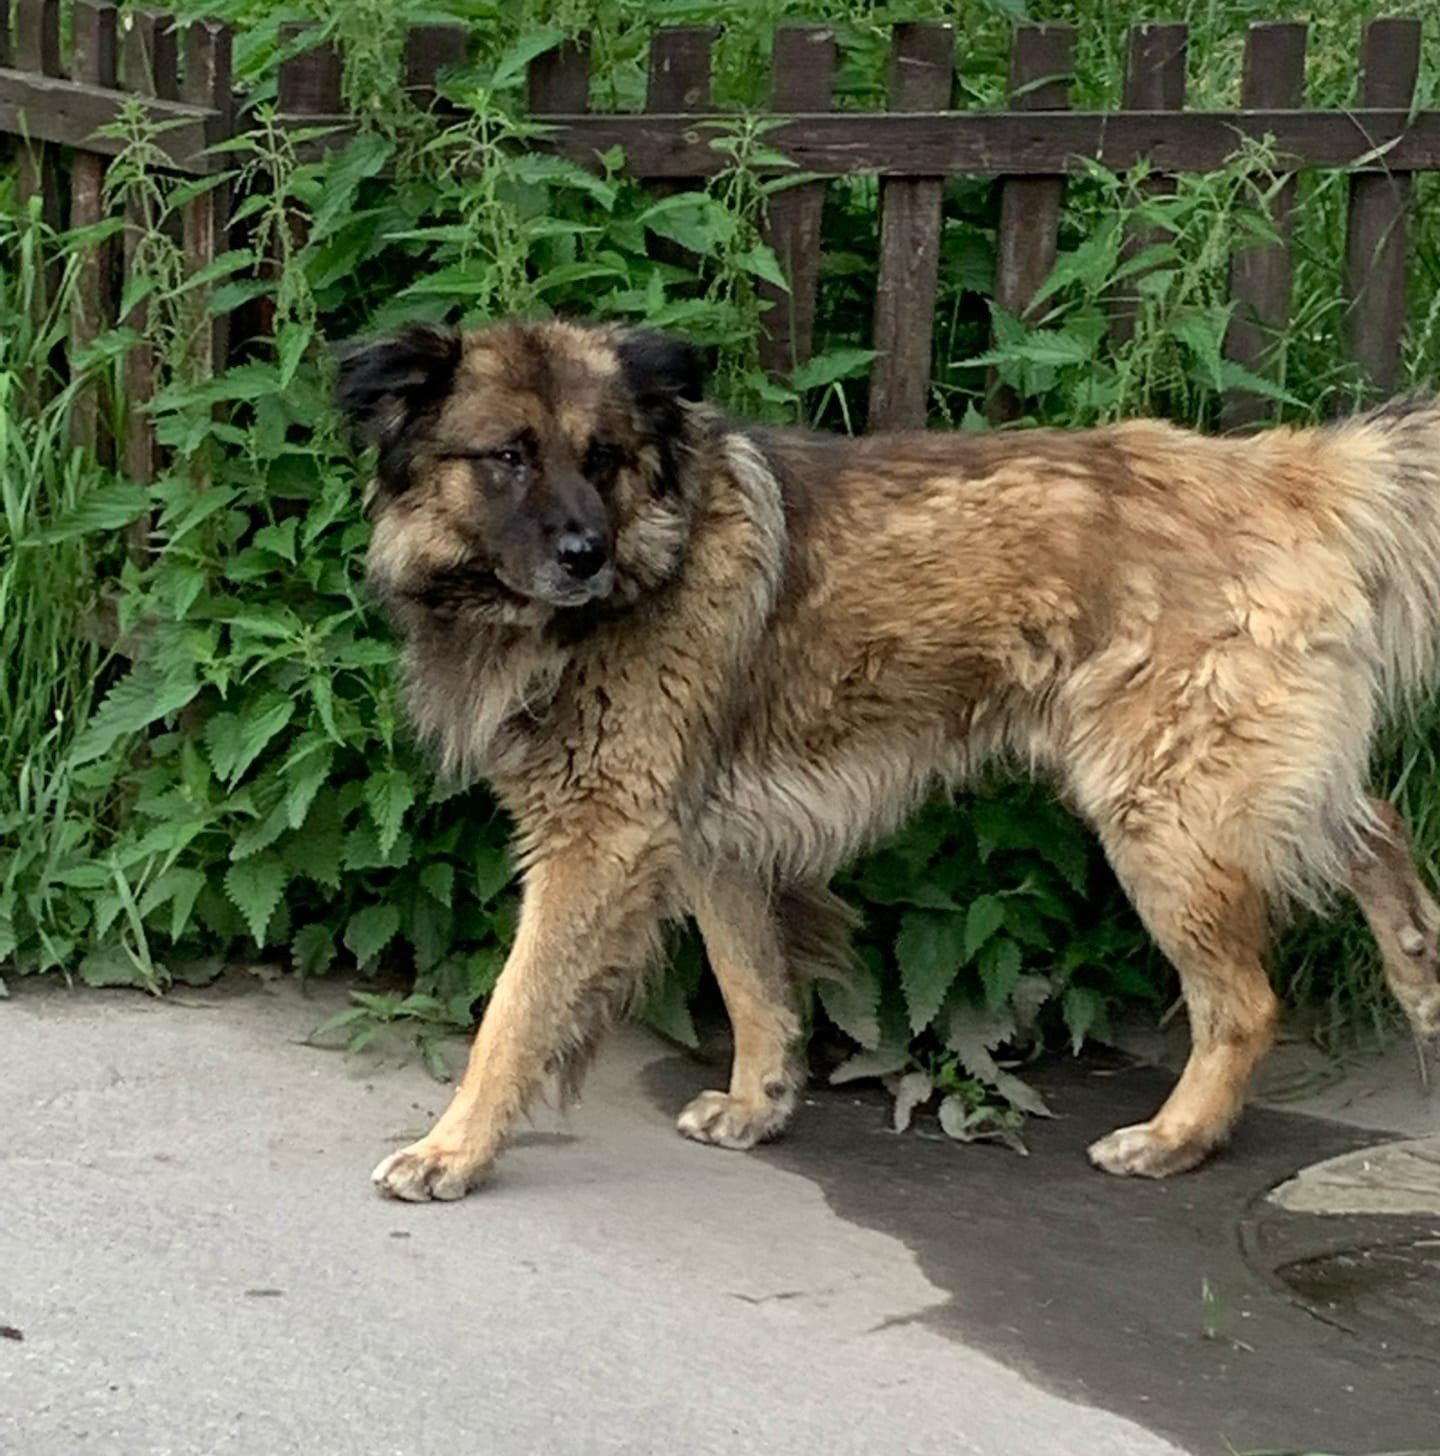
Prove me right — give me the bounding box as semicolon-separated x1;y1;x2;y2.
1322;392;1440;706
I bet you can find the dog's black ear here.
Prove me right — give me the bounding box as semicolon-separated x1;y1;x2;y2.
335;324;461;448
617;329;704;413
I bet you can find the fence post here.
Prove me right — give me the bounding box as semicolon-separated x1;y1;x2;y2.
528;32;591;114
1344;18;1421;400
264;26;343;338
403;24;467;114
69;0;120;463
180;19;233;388
1109;23;1187;347
1220;23;1308;431
14;0;66;367
643;26;717;274
758;26;836;378
988;24;1074;424
867;22;954;432
0;0;9;168
120;8;179;491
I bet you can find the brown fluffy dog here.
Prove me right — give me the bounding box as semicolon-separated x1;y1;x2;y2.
337;318;1440;1202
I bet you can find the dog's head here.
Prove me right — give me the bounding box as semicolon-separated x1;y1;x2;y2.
336;320;704;623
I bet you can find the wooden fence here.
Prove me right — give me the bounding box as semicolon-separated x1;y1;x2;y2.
2;3;1438;478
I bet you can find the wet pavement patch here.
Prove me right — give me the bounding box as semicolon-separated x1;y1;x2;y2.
645;1050;1440;1456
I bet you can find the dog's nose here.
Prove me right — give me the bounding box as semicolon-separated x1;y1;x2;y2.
555;529;608;581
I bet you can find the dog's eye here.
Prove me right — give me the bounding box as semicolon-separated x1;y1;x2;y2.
490;447;525;470
585;442;624;484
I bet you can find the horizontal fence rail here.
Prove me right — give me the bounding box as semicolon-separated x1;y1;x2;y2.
0;5;1433;454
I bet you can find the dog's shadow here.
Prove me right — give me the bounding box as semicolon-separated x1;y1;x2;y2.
641;1046;1438;1456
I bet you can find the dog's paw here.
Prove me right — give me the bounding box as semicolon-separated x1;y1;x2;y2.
371;1139;482;1202
676;1086;794;1150
1402;984;1440;1039
1087;1121;1213;1179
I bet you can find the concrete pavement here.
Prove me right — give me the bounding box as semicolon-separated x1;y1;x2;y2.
1;977;1182;1456
2;976;1436;1455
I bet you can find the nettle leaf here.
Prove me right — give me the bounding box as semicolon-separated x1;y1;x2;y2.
1036;824;1090;895
639;193;736;254
344;904;401;968
310;131;394;242
204;712;244;783
78;947;146;988
231;800;291;861
207;694;295;787
420;862;454;907
963;894;1006;961
252;517;299;562
815;957;881;1047
895;909;967;1033
139;866;207;942
472;840;514;906
1062;985;1108;1054
282;737;334;830
829;1044;909;1085
977;936;1023;1011
343;822;411;872
731;243;789;291
641;973;699;1048
291;923;337;977
223;856;288;947
790;347;879;393
70;663;198;766
947;1002;1052;1118
365;767;417;858
489;25;566;88
892;1070;933;1133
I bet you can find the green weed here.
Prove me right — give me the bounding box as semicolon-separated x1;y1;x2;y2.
2;0;1438;1117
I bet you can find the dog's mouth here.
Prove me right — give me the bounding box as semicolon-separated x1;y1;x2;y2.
499;561;617;610
392;561;522;613
393;559;616;614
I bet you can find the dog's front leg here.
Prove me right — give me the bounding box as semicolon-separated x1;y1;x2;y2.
372;845;669;1202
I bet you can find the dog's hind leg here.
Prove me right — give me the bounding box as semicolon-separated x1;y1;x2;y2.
677;866;802;1150
1087;839;1280;1178
1348;796;1440;1039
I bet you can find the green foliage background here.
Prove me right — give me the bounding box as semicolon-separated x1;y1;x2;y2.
4;0;1440;1107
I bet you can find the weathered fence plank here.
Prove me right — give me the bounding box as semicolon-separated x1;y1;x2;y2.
1110;23;1188;345
647;25;715;112
121;8;180;490
528;32;591;113
758;25;836;376
0;67;218;168
403;24;466;114
1345;17;1421;398
643;26;717;273
181;20;232;392
524;108;1440;179
261;28;344;340
1221;22;1308;431
9;81;1440;181
868;22;954;432
14;0;65;333
989;23;1075;423
68;0;119;461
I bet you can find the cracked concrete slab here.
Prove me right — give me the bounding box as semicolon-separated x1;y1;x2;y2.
1269;1139;1440;1216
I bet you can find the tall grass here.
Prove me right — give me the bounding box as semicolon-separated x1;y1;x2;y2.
0;197;113;979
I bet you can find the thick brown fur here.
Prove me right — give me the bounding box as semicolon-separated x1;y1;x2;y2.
336;319;1440;1201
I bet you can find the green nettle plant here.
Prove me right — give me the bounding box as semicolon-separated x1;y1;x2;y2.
3;0;1439;1137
